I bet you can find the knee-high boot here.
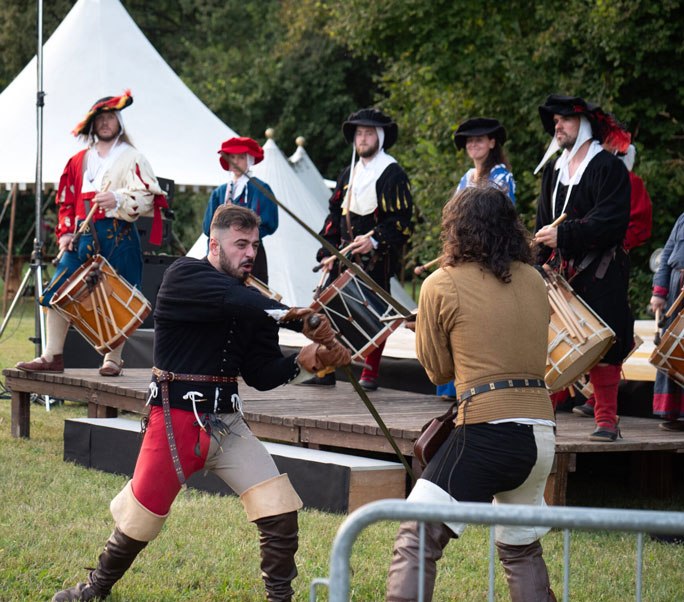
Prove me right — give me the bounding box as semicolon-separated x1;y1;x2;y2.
254;511;299;602
52;527;147;601
496;540;556;602
386;521;452;602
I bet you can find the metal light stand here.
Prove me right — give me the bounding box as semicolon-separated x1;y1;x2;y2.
32;0;52;410
0;0;51;409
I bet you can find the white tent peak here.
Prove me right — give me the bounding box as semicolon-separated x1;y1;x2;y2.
288;140;335;212
251;136;329;306
0;0;237;188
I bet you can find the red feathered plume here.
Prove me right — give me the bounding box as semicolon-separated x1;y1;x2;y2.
594;110;631;153
71;90;133;136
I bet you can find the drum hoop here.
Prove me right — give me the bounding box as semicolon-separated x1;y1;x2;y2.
312;269;402;359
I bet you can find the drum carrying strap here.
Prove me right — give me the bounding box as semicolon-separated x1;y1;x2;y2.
571;245;616;282
83;199;102;255
151;367;238;486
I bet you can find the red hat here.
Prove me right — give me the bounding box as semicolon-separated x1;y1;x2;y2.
218;137;264;170
71;90;133;136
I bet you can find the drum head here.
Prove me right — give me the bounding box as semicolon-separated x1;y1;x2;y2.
546;337;615;392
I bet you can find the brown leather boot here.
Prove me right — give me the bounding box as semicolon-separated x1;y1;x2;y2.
254;511;299;602
386;521;453;602
52;528;147;601
496;540;556;602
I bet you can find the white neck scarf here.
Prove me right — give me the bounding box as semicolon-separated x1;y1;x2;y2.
82;140;130;193
351;149;396;200
550;117;600;218
225;156;255;202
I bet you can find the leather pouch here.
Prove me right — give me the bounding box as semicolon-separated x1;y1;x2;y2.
413;402;458;468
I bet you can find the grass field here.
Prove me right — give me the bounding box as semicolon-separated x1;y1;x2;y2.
1;301;684;600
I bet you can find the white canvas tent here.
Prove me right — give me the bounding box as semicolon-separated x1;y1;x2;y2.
288;139;416;310
0;0;237;189
188;134;416;310
188;135;329;307
288;138;335;212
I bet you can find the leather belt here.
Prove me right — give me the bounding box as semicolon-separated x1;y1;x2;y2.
151;366;237;486
458;378;546;404
152;367;237;384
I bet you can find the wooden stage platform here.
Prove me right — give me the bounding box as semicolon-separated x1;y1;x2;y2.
4;367;684;506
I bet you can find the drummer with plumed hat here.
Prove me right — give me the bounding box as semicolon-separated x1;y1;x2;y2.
533;93;634;442
308;108;413;390
16;90;166;377
203;136;278;283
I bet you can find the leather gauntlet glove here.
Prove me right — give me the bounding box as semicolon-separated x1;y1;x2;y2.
297;341;351;373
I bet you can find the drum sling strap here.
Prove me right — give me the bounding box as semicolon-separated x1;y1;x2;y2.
82;199;102;254
570;245;616;283
151;367;237;486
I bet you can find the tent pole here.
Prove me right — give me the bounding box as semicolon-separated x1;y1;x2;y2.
2;184;17;316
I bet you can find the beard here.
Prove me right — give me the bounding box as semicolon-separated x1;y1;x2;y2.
219;245;251;282
357;139;379;159
95;126;121;142
557;132;577;151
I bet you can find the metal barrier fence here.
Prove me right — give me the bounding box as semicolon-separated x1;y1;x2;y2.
310;499;684;602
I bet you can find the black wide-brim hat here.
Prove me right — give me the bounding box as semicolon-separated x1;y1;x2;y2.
453;117;507;149
537;94;601;137
538;93;631;152
72;90;133;136
342;108;398;150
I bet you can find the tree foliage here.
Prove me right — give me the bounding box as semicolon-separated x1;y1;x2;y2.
326;0;684;315
1;1;683;315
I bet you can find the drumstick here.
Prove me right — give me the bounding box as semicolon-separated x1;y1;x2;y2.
51;184;110;266
533;213;567;245
549;213;568;228
90;283;106;349
312;230;375;273
414;255;444;276
547;289;581;341
547;271;587;340
547;281;586;343
98;280;118;340
378;314;415;323
664;286;684;319
654;308;662;346
95;284;114;341
553;285;587;342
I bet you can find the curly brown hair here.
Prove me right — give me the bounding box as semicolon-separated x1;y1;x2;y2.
440;186;532;283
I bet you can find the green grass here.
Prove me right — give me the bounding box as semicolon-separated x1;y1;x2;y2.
1;302;684;600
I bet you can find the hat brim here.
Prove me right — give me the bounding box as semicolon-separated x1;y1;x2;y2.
72;92;133;137
342;120;398;150
538;96;600;137
453;125;507;149
217;137;264;170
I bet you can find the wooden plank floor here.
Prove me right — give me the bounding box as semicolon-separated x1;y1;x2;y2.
5;368;683;455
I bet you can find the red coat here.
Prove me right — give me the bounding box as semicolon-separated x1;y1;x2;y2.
624;172;652;251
